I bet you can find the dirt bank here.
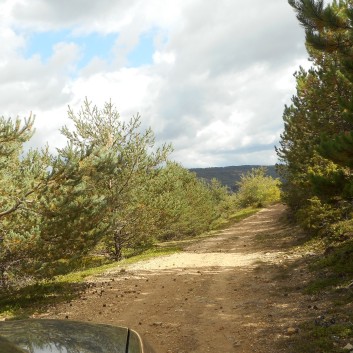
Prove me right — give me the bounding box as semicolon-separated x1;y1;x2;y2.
40;204;317;353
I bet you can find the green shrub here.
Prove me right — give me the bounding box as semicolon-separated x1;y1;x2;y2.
296;197;343;237
235;167;281;207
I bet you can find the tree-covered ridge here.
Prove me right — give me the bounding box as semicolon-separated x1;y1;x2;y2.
189;165;278;191
0;99;281;289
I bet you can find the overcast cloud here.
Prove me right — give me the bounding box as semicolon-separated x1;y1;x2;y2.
0;0;308;167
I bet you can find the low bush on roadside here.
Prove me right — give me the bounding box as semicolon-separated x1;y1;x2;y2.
235;167;281;208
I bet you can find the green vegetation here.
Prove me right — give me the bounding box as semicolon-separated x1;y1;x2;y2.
275;1;353;351
278;0;353;239
0;97;278;297
305;239;353;295
286;321;353;353
235;167;281;207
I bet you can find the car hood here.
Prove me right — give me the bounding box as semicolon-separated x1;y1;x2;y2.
0;319;150;353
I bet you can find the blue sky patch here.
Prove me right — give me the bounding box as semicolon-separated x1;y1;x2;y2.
25;30;118;69
25;29;71;61
127;33;155;67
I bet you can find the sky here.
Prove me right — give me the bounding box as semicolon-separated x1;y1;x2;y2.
0;0;309;168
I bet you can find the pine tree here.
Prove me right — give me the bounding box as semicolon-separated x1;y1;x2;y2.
0;115;53;286
61;99;172;260
0;113;104;284
288;0;353;198
276;54;351;210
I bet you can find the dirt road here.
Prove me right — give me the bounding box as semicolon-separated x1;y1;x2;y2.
41;204;314;353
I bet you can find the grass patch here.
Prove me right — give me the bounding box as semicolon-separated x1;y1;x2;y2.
311;241;353;274
286;321;353;353
229;207;260;222
285;240;353;352
293;236;327;254
211;207;260;230
0;281;86;320
304;240;353;294
305;277;344;294
53;245;181;283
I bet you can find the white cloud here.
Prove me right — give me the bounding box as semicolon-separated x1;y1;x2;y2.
153;51;175;65
0;0;309;167
70;67;159;118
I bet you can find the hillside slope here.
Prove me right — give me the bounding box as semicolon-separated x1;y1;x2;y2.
189;165;278;191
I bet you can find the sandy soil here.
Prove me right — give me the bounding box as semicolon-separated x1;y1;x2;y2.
39;204;318;353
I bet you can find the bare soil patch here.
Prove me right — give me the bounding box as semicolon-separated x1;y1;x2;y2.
39;204;321;353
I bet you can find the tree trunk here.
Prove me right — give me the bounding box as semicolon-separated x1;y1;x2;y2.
113;230;123;261
0;266;8;290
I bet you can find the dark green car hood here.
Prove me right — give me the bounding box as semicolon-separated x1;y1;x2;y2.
0;319;149;353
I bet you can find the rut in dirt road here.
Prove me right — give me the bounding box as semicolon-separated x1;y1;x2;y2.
42;204;309;353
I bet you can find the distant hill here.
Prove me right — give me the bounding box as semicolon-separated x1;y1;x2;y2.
189;165;278;191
